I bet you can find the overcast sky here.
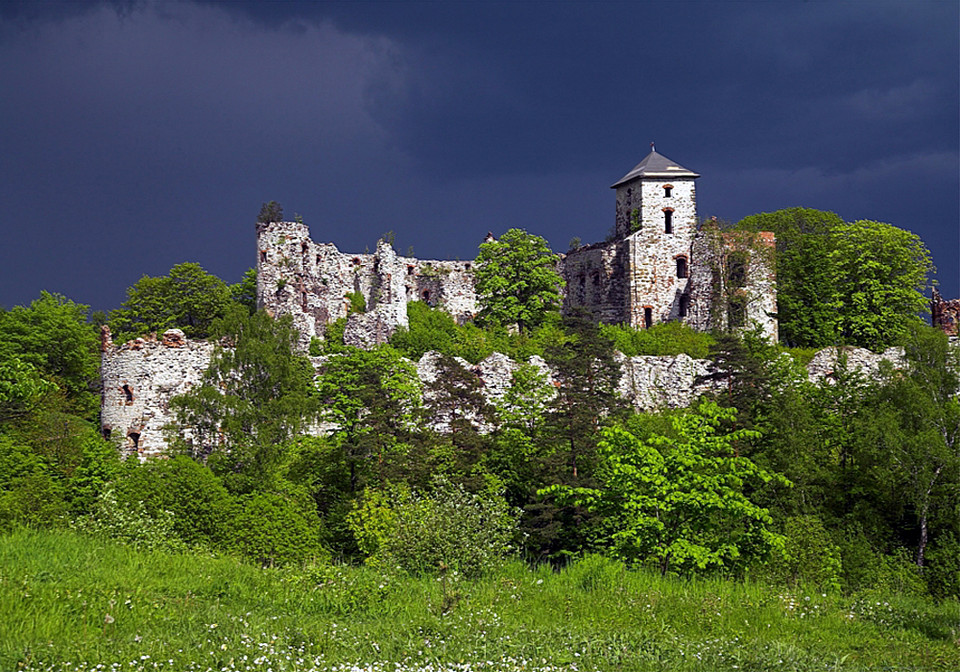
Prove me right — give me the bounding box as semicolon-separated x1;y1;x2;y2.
1;0;957;313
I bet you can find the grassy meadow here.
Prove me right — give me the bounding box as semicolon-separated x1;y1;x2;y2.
1;529;957;672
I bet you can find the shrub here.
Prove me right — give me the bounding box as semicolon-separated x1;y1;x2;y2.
764;515;842;593
924;533;960;599
600;321;715;358
350;479;519;577
257;201;283;223
74;487;186;552
0;435;67;531
113;456;232;549
345;291;366;315
228;491;322;567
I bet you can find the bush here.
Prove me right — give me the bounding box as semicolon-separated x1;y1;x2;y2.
600;321;715;358
114;456;233;549
0;435;67;531
924;533;960;599
763;515;842;592
228;491;322;567
73;487;187;553
349;479;519;577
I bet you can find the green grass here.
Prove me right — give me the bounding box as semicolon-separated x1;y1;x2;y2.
1;530;958;671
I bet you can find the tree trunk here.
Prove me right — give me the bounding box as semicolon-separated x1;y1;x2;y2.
916;464;943;568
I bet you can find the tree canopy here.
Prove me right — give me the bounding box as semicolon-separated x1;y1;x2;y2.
736;209;932;350
109;262;233;341
474;229;564;333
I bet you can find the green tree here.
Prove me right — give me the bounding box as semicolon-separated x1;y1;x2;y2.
257;201;284;223
0;357;57;422
0;292;99;418
230;268;258;314
830;220;932;351
737;208;842;348
109;262;233;341
873;325;960;568
544;314;624;481
474;229;563;333
542;400;789;575
315;345;421;492
736;209;932;350
170;309;319;493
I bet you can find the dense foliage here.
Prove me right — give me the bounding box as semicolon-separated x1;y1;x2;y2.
1;216;957;669
736;209;932;349
108;262;233;341
473;228;564;333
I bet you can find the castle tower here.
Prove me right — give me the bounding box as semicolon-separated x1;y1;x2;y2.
612;147;699;328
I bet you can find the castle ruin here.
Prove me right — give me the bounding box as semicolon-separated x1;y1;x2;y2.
257;149;778;347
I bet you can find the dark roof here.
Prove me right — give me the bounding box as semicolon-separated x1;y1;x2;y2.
611;150;699;187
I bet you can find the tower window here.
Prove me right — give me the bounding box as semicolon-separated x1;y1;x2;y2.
676;256;688;278
664;186;673;198
644;307;653;329
259;250;267;263
664;209;673;234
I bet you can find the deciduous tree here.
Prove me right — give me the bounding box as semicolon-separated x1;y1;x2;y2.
542;400;789;575
474;229;563;333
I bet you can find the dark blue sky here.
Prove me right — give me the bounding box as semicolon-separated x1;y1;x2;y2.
1;0;957;313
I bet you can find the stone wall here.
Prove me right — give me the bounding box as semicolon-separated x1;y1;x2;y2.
257;221;477;349
685;224;778;342
932;288;960;338
100;328;216;460
560;240;629;323
103;327;910;459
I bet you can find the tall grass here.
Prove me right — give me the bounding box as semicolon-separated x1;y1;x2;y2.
1;530;957;671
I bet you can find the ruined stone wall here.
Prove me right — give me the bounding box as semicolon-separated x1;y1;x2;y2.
103;325;912;458
560;241;628;323
932;288;960;338
257;221;477;349
100;329;216;460
684;226;778;342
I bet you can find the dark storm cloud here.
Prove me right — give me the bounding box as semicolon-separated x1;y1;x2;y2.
0;0;956;312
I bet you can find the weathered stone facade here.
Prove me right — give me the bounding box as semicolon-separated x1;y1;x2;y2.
256;220;476;350
257;150;778;349
561;150;778;341
100;328;216;460
931;288;960;338
101;328;908;458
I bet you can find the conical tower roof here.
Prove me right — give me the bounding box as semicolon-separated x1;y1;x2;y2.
611;149;699;187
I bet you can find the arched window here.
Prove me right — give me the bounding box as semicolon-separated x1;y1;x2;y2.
663;185;673;198
643;307;653;329
664;209;673;234
676;256;688;278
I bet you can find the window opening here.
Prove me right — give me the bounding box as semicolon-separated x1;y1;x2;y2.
121;384;134;403
664;186;673;197
422;290;431;303
727;253;747;288
729;293;747;328
676;257;688;278
664;209;673;234
259;250;267;263
127;432;140;451
644;307;653;329
679;294;690;318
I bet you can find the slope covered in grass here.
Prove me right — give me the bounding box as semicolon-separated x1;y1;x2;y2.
2;530;958;672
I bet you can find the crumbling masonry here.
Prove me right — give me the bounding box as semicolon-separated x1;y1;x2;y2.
257;149;778;348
